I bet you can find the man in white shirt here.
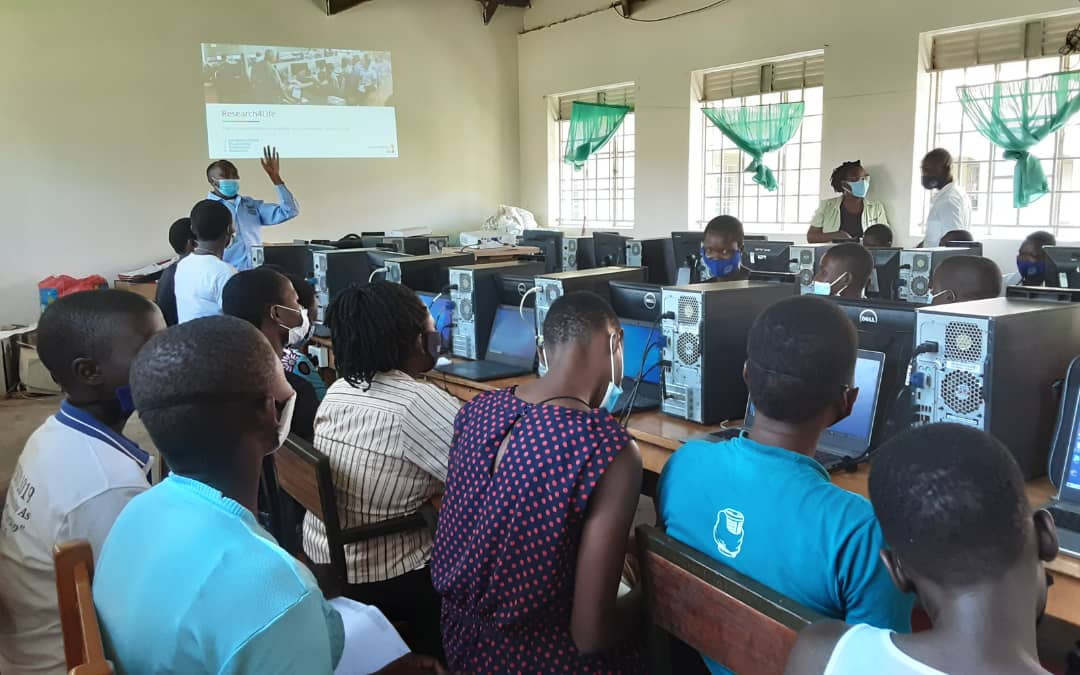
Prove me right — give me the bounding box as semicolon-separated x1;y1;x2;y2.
921;148;972;247
175;199;237;323
0;289;165;674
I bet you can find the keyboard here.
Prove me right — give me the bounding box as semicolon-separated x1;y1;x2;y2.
1048;506;1080;533
814;449;850;471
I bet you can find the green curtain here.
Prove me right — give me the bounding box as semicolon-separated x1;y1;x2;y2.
563;102;632;169
958;71;1080;208
703;102;805;191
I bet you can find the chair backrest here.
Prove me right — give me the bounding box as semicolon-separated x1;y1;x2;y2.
274;434;347;569
53;540;114;675
636;525;823;675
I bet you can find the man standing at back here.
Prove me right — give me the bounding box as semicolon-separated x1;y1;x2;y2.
206;145;299;271
920;148;971;247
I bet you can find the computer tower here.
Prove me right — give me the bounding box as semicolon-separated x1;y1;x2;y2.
250;243;333;278
385;252;476;293
312;248;409;325
379;236;436;256
593;232;630;267
565;236;598;271
897;247;969;304
626;238;678;285
789;244;834;294
911;298;1080;478
661;282;793;425
744;241;794;274
449;261;547;360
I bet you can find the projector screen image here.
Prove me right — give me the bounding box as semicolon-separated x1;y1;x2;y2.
201;42;398;159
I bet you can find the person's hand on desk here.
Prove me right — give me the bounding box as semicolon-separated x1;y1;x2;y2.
261;145;284;186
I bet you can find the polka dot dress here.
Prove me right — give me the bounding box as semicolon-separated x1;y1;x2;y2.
431;387;644;674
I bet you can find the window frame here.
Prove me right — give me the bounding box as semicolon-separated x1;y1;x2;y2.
554;111;636;231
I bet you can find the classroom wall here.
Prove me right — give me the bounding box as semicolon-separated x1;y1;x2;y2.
0;0;522;323
518;0;1078;273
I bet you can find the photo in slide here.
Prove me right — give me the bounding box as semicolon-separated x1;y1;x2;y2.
201;42;398;159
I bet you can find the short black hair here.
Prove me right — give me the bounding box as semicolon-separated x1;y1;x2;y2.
823;243;874;289
703;215;744;244
328;281;428;388
924;148;954;171
830;160;863;193
542;291;618;349
862;224;893;247
746;296;857;423
1026;231;1057;249
283;272;316;309
168;218;194;255
221;268;291;329
36;289;158;387
939;229;973;245
131;316;279;470
189;200;232;241
932;255;1002;302
206;159;237;181
870;423;1030;586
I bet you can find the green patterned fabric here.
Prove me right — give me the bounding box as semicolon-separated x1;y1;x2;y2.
703;102;805;191
562;102;631;169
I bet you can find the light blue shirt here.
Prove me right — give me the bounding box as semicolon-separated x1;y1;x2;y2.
658;435;913;675
93;474;343;675
209;185;299;270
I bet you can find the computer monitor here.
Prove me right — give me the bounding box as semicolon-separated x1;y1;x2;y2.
521;229;565;273
1046;247;1080;288
609;281;662;322
867;248;902;301
671;231;705;270
593;232;630;267
363;249;413;282
621;318;664;386
943;240;983;256
485;305;537;367
496;274;538;308
744;241;793;273
416;291;454;346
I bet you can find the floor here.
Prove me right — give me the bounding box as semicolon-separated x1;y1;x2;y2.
0;395;65;500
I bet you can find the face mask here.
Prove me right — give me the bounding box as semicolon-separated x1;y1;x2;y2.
274;305;312;349
273;392;297;453
217;179;240;198
929;288;956;304
921;175;943;191
701;248;742;280
846;178;870;199
115;385;136;415
1018;258;1047;281
601;333;624;412
812;272;851;297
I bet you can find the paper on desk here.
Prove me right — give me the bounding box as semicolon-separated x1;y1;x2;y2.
330;597;411;675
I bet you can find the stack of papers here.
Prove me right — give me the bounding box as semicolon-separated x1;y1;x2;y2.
117;257;176;282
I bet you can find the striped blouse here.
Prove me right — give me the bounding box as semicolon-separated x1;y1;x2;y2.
302;371;460;584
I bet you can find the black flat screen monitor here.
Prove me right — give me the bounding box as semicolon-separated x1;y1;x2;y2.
609;281;662;322
867;248;902;301
593;232;630;267
671;231;705;270
521;229;565;273
744;241;793;273
1046;247;1080;289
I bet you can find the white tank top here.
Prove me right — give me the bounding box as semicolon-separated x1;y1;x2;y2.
824;624;947;675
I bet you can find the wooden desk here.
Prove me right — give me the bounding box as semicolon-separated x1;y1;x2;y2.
430;369;1080;628
467;245;542;264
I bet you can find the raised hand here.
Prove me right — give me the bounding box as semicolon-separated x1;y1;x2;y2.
261;145;283;185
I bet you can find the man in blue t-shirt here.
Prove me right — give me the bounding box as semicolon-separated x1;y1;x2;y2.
657;295;913;675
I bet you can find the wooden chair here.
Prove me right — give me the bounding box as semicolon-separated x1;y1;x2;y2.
274;434;437;597
636;525;824;675
53;540;114;675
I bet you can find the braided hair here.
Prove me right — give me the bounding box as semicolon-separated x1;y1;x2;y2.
327;281;428;389
829;160;863;193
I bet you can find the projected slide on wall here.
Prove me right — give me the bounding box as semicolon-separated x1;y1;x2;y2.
201;43;398;159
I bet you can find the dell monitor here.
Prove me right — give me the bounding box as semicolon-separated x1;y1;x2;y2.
1046;247;1080;289
521;229;565;273
593;232;630;267
609;281;663;323
496;274;539;308
744;241;793;273
867;247;902;301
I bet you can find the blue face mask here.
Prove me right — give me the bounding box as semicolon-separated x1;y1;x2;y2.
216;179;240;198
601;333;624;412
701;248;742;280
1018;257;1047;281
115;385;136;415
846;178;870;199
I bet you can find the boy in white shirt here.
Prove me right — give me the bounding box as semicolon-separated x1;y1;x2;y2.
175;199;237;323
0;289;165;674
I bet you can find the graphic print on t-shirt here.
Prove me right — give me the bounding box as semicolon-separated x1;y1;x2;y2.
713;508;746;558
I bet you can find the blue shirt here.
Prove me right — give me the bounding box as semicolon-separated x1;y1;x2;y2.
93;475;343;675
657;436;913;675
209;185;300;270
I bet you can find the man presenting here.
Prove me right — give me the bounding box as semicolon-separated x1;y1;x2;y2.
920;148;971;247
206;145;299;271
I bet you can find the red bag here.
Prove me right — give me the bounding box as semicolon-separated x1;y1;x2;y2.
38;275;109;311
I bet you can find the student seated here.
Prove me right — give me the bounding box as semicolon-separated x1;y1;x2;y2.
303;281;459;657
938;229;974;247
92;317;444;675
174;199;237;323
0;290;164;674
1005;230;1057;287
432;291;644;672
658;295;913;675
929;255;1002;304
280;270;329;401
861;223;893;248
155;217;196;326
221;267;318;441
785;423;1058;675
698;215;751;282
812;242;874;298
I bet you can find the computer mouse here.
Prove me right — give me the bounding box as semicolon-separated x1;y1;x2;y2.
436;357;452;368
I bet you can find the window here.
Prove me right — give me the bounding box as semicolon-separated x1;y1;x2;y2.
924;14;1080;238
692;53;824;234
552;85;635;230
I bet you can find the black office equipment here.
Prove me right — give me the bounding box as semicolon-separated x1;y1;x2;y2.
571;236;598;270
744;241;793;274
311;248;410;326
533;267;648;345
448;260;546;360
743;234;768;241
521;229;572;272
897;247;970;304
788;244;835;294
670;231;705;271
912;298;1080;478
1046;246;1080;288
748;271;799;287
609;317;666;415
384;252;476;293
1048;355;1080;489
436;305;538;381
609;281;663;323
496;274;539;308
1007;286;1080;304
251;243;334;278
867;247;902;301
593;232;630;267
626;237;678;285
943;240;984;256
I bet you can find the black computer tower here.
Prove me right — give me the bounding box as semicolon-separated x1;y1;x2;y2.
251;243;334;278
626;238;678;285
913;298;1080;477
449;261;547;360
533;267;648;337
661;282;793;424
385;252;476;293
311;248;409;325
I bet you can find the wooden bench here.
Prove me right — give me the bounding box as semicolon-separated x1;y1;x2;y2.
53;540;114;675
636;525;823;675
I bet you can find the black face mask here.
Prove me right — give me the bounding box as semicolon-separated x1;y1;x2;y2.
922;175;944;191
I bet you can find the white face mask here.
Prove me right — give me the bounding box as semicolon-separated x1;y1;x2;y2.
272;392;297;453
600;333;624;412
812;272;851;297
274;305;313;349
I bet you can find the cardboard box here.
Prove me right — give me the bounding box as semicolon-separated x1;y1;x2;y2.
113;280;158;302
